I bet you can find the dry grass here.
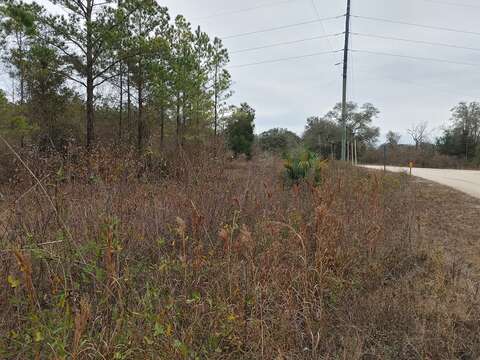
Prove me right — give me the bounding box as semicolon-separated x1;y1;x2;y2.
0;147;479;359
416;179;480;276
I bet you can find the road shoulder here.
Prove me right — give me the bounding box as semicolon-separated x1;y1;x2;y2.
415;177;480;281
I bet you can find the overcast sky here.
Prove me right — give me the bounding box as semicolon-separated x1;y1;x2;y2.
160;0;480;142
2;0;480;142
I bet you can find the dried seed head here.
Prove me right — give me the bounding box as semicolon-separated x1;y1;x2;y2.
176;217;187;237
218;227;229;243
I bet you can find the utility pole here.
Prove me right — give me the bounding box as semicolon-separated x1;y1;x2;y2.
341;0;351;161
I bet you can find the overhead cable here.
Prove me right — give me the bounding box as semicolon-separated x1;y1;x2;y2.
422;0;480;9
231;33;343;53
352;15;480;37
192;0;303;21
230;49;342;68
352;32;480;52
223;15;344;40
351;49;480;67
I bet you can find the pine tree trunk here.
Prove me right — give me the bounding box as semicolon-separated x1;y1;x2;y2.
181;96;186;147
119;66;123;142
127;69;131;138
214;63;218;139
86;75;94;148
137;82;143;151
85;0;94;149
160;105;165;149
176;95;181;147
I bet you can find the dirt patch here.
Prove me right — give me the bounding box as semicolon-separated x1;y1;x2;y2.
415;178;480;280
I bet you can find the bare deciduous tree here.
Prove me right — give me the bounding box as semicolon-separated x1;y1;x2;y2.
408;122;429;149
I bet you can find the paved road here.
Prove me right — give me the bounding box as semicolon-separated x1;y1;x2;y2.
361;165;480;200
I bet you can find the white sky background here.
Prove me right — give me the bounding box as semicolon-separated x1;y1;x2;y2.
2;0;480;142
161;0;480;142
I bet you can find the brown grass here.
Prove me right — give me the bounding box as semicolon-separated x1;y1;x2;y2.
0;146;479;359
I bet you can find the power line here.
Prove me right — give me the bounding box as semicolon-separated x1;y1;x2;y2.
352;32;480;52
352;15;480;37
357;70;479;99
351;49;480;67
192;0;303;21
230;49;342;68
422;0;480;9
350;33;357;102
222;15;344;40
230;33;343;54
310;0;335;51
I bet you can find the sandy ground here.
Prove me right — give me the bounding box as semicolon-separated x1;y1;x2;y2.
361;165;480;199
414;177;480;282
361;165;480;280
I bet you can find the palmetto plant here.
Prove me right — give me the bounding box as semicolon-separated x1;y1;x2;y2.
283;149;326;183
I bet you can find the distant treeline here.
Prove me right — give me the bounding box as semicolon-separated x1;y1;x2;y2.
258;101;480;168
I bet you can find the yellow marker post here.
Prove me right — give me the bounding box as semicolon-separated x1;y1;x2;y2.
409;161;413;176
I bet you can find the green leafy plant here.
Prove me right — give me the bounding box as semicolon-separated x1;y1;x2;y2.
283;149;326;184
226;103;255;159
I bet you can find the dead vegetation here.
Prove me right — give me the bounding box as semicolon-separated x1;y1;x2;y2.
1;147;479;359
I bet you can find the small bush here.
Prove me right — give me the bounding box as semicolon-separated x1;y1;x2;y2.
226;103;255;159
283;149;325;184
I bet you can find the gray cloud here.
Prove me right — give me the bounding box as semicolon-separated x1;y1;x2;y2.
162;0;480;142
2;0;479;143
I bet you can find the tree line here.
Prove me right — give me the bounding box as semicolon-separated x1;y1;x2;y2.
258;100;480;168
380;102;480;167
0;0;236;152
258;101;380;160
437;102;480;163
2;0;478;168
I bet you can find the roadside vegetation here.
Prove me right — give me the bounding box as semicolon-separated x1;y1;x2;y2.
1;0;480;358
2;147;479;359
364;103;480;169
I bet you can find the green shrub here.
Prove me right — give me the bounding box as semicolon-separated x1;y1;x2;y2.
283;149;326;184
257;128;300;155
474;144;480;167
226;103;255;159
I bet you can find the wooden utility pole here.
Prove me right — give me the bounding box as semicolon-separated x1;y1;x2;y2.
341;0;351;161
